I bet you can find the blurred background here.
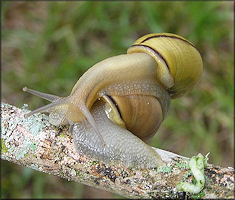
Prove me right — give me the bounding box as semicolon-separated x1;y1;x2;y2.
1;1;234;199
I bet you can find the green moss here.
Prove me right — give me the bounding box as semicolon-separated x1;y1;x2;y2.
175;159;190;169
91;160;98;165
157;164;172;173
1;139;8;153
30;142;37;151
191;191;205;199
60;134;66;138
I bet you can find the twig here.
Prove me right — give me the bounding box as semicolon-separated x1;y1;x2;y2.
1;103;234;199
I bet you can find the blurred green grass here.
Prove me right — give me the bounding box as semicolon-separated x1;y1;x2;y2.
1;1;233;198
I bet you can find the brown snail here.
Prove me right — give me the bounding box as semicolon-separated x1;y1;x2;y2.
23;33;203;168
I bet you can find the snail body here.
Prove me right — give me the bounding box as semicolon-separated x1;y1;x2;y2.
73;100;163;168
23;33;203;168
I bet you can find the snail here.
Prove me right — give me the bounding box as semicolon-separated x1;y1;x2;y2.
23;33;203;168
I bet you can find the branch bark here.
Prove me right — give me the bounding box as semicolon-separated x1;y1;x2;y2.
1;103;234;199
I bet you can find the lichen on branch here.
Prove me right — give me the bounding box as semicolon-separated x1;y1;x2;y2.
1;103;234;199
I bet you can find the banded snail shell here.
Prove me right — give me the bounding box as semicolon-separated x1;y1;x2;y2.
127;33;203;98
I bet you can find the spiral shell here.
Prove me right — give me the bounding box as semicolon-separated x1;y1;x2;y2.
127;33;203;98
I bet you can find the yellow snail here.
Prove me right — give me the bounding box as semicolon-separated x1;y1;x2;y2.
23;33;203;168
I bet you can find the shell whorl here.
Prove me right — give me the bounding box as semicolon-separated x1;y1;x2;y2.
127;33;203;98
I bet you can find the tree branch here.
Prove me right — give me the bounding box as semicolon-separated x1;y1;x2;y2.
1;103;234;199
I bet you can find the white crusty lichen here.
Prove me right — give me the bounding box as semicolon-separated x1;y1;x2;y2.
176;153;209;194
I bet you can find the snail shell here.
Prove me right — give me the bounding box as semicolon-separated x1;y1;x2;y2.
127;33;203;98
23;33;203;168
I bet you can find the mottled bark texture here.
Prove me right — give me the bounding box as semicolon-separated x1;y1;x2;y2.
1;103;234;199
